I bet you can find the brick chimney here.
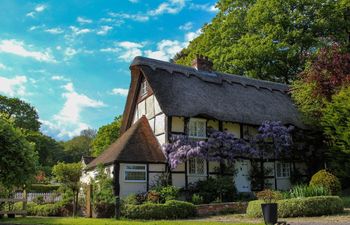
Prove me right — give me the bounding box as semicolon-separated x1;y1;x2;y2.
192;55;213;72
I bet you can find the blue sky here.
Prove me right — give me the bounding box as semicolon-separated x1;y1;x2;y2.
0;0;217;140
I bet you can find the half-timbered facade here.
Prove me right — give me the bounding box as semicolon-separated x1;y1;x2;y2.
81;56;307;197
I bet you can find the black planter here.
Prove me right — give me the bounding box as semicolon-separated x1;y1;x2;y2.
7;214;15;218
261;203;278;225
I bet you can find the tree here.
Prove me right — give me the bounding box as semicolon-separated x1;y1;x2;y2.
175;0;349;83
292;44;350;124
321;86;350;155
25;131;65;174
52;162;82;217
0;95;40;131
0;116;38;188
91;116;122;157
63;129;96;162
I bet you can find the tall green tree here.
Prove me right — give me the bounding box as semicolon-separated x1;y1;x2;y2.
52;162;82;217
91;116;122;157
25;131;65;173
0;95;40;131
176;0;349;83
63;129;96;162
0;116;38;188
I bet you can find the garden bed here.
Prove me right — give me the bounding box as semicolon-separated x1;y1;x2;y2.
196;202;248;216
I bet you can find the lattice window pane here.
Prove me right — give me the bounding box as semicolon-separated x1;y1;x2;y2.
196;121;206;138
189;158;196;174
196;158;205;174
125;171;146;181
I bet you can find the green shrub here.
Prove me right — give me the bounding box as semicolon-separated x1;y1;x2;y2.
13;201;71;216
189;176;236;203
157;186;179;202
28;184;60;193
191;194;204;205
287;185;330;198
247;196;343;218
310;170;341;195
122;200;196;219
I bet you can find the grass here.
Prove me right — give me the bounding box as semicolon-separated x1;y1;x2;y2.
0;217;263;225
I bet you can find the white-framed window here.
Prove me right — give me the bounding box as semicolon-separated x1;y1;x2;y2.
276;162;290;178
124;164;147;182
188;118;206;139
188;158;206;176
140;80;148;96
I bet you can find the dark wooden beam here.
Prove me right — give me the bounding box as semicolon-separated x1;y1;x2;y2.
113;162;121;219
146;163;150;192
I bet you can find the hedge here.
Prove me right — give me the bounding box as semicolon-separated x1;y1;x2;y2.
13;201;71;217
122;200;196;219
247;196;343;218
28;184;61;193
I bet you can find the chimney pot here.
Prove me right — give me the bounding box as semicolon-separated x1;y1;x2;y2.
191;55;213;72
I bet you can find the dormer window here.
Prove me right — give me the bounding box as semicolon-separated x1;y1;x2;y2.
140;80;148;96
188;118;206;139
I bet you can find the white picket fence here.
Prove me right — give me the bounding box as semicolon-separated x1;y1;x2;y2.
14;192;61;203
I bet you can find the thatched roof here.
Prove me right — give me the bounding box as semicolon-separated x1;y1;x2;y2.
81;156;96;165
87;116;166;169
130;56;304;128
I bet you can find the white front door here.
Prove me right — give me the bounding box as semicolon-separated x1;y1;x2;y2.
234;160;251;192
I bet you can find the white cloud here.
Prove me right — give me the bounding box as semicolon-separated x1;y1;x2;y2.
129;0;138;3
40;82;105;139
64;47;78;60
0;63;7;70
35;5;46;12
145;40;185;61
26;4;47;17
0;75;27;96
185;29;201;42
70;26;92;35
109;12;149;22
179;22;193;31
100;47;120;53
189;3;218;13
148;0;185;16
111;88;129;96
0;39;56;63
45;27;64;34
77;17;93;24
51;75;70;81
96;26;113;35
116;41;144;62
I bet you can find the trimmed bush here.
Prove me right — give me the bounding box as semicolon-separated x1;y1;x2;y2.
122;200;196;219
13;201;71;216
247;196;343;218
310;170;341;195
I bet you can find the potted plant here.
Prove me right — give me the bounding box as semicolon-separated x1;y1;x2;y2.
256;189;282;225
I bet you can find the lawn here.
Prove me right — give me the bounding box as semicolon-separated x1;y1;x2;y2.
0;217;263;225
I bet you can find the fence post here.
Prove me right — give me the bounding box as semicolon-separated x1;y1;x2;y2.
22;189;27;217
86;184;92;218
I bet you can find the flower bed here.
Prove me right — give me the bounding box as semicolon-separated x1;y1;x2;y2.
196;202;247;216
247;196;343;218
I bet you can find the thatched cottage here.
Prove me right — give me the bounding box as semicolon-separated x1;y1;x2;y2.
81;56;307;197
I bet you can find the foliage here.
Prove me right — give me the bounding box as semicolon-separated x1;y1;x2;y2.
91;116;122;157
0;95;40;131
256;189;282;203
0;116;38;188
321;86;350;155
25;131;64;173
341;196;350;208
147;191;161;203
284;185;330;199
52;162;82;216
122;200;196;220
292;44;350;124
310;169;341;195
151;186;179;203
247;196;343;218
175;0;349;83
189;176;236;203
92;166;115;218
14;201;71;217
63;129;96;163
191;194;204;205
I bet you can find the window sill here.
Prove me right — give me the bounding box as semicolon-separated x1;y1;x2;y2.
124;180;147;183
